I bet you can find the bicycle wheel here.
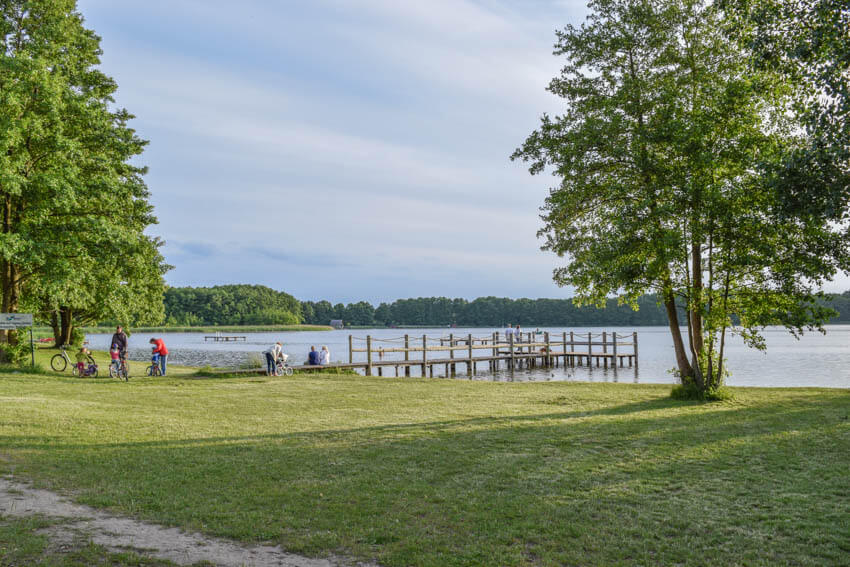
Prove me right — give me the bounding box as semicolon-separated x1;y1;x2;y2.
89;367;98;378
51;353;67;372
109;365;117;379
146;365;154;376
71;365;79;377
284;367;293;377
121;366;129;381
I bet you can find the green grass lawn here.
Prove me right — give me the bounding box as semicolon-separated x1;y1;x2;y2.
0;370;848;566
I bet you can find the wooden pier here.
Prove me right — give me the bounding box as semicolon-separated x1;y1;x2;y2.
204;335;247;342
337;331;637;377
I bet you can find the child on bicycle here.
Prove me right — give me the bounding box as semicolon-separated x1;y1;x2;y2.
75;347;90;375
110;344;121;374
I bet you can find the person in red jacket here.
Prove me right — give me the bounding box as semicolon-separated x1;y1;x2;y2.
149;337;169;376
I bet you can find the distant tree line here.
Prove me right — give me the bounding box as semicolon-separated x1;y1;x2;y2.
303;293;850;327
163;285;301;326
159;286;850;328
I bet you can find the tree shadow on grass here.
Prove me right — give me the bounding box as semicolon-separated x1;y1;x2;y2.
3;391;849;566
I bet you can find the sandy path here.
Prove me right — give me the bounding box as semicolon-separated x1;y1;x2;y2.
0;476;376;567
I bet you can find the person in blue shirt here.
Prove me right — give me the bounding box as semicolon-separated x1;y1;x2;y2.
308;346;321;365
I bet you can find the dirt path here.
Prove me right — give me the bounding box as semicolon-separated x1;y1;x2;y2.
0;475;376;567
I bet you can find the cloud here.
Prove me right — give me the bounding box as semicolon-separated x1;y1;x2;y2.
77;0;591;302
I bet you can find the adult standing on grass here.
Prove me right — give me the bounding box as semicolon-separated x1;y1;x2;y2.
265;342;283;376
149;338;169;376
111;326;128;361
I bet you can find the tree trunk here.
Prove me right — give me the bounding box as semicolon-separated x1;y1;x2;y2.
59;306;73;347
51;310;61;346
663;286;694;379
689;241;704;365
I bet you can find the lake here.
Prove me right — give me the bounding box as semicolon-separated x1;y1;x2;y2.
85;325;850;388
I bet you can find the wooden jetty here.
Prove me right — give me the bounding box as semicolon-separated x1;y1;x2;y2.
339;331;637;377
204;335;246;342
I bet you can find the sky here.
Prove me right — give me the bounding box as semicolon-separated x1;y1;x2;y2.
73;0;850;304
71;0;590;304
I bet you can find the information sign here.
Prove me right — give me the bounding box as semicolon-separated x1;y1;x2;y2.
0;313;34;329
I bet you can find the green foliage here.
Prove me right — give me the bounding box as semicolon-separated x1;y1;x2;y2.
0;341;31;365
0;1;166;346
511;0;850;395
670;383;734;402
163;285;302;326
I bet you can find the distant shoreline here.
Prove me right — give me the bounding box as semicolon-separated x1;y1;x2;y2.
33;324;334;335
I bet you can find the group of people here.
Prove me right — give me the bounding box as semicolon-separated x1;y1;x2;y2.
504;323;523;341
263;342;331;375
104;325;169;376
308;345;330;366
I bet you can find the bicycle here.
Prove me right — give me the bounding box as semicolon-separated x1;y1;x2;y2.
275;354;294;377
109;356;129;381
50;341;92;372
146;353;162;377
72;355;98;378
50;345;73;372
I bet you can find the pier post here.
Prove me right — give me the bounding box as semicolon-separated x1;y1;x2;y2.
633;331;638;367
450;333;455;376
491;332;497;371
467;333;473;376
562;332;567;367
588;332;593;367
422;334;427;377
612;332;618;370
603;331;608;369
509;332;515;370
404;334;410;377
366;335;372;376
545;332;551;367
570;331;575;366
348;335;353;364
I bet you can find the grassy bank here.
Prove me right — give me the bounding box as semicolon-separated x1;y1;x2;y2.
0;371;848;566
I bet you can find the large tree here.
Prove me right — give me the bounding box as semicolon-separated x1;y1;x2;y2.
0;0;164;349
721;0;850;221
513;0;849;395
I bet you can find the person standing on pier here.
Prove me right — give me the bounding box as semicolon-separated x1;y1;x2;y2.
505;324;514;342
515;324;522;343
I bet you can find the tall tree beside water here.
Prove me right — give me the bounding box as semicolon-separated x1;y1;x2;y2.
0;0;166;349
512;0;850;396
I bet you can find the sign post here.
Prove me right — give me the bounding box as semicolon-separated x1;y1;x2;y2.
0;314;35;366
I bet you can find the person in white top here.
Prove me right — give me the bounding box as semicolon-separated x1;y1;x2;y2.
320;345;330;365
505;324;514;341
265;342;283;375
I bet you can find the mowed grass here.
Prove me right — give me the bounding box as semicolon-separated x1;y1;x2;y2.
0;371;848;566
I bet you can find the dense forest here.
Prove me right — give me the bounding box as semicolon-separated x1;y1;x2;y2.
161;285;850;327
163;285;301;326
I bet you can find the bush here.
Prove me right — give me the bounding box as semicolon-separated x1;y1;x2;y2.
670;383;734;402
0;340;33;365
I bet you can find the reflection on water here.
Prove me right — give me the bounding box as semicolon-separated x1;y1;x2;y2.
84;326;850;388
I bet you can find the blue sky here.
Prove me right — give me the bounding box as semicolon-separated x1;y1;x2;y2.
74;0;850;303
75;0;589;304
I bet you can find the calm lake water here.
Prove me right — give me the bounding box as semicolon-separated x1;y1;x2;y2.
86;326;850;388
